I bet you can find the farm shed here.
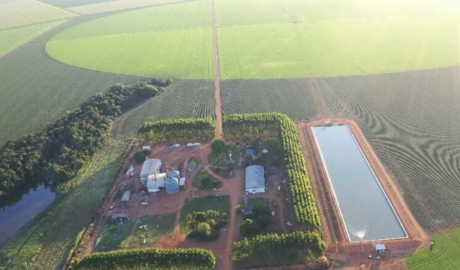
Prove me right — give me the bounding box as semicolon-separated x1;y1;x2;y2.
147;173;166;193
165;177;179;194
140;158;162;183
187;161;198;173
179;177;186;187
121;191;131;203
167;169;180;179
245;165;265;194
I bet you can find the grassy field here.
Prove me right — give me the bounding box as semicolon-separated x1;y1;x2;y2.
46;1;213;79
180;195;230;232
95;214;176;252
406;227;460;270
68;0;196;15
0;21;63;57
0;140;130;270
0;0;78;30
192;169;222;191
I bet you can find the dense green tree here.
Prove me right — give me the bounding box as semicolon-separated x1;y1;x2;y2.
0;80;168;199
211;140;226;152
133;151;146;163
240;219;260;238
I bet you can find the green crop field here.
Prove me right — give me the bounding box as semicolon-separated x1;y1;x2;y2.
0;21;63;57
0;4;31;30
44;0;459;79
0;0;78;30
39;0;117;9
223;67;460;231
112;79;215;138
67;0;196;15
218;18;459;79
46;1;213;79
406;227;460;270
0;17;147;148
0;140;130;270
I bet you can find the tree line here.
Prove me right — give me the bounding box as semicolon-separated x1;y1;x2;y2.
71;247;216;270
232;231;326;268
138;118;215;144
0;79;170;199
224;113;322;229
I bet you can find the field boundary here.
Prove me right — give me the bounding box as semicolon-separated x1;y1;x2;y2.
212;0;222;139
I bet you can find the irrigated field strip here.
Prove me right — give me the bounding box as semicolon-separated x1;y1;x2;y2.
0;21;63;57
0;0;78;30
46;0;214;79
222;66;460;231
67;0;199;15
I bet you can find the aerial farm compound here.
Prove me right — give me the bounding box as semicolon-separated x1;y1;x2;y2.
70;115;429;270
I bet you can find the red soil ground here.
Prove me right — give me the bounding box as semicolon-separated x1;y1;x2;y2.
79;141;295;270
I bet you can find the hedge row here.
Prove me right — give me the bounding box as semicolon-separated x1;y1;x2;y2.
72;248;216;270
232;231;326;268
224;113;321;229
138;118;215;144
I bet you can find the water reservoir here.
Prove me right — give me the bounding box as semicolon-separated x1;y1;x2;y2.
312;125;407;242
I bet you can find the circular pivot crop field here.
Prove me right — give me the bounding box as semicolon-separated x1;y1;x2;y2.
46;0;460;79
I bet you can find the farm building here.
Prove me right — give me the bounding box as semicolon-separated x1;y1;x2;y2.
165;177;179;194
147;173;166;193
140;158;162;183
245;165;265;194
121;190;131;205
167;169;180;179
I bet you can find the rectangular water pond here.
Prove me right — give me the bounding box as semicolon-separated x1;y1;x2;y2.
312;125;407;242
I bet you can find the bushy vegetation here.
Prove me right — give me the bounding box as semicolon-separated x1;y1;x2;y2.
138;118;215;144
0;81;166;199
72;247;216;270
180;196;230;233
232;231;326;268
187;210;228;241
192;169;221;191
0;141;130;270
240;205;272;238
224;113;321;229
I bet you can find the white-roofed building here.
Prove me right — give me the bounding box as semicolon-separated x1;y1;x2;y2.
245;165;265;194
140;158;162;183
147;173;166;193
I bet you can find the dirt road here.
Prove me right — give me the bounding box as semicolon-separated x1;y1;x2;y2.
212;0;222;139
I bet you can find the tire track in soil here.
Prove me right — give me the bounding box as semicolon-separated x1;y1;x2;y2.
212;0;223;139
